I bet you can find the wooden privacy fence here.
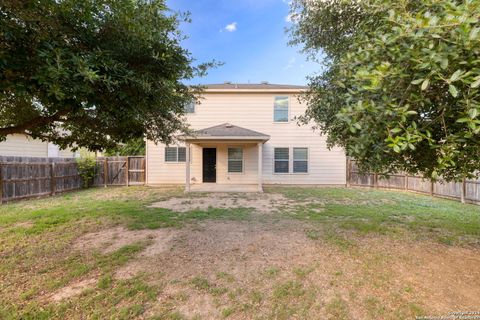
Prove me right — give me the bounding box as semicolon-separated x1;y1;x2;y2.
94;156;145;187
347;159;480;204
0;156;81;203
0;156;145;203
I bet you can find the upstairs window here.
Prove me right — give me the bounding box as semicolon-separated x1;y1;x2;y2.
184;101;195;113
274;148;289;173
165;147;186;162
274;96;289;122
293;148;308;173
228;147;243;173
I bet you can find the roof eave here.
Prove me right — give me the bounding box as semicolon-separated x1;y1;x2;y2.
181;135;270;142
202;88;306;93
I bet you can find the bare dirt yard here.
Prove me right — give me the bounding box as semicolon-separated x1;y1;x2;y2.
1;187;479;319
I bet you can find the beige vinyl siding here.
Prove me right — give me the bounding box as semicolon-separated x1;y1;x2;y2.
0;134;78;158
146;92;346;185
0;134;48;157
58;149;77;158
147;142;259;185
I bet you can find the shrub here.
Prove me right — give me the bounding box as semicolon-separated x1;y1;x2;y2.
77;157;98;188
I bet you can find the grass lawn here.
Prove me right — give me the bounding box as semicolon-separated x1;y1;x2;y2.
0;186;479;319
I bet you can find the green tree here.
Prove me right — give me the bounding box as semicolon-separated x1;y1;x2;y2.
104;137;145;156
290;0;480;181
0;0;213;150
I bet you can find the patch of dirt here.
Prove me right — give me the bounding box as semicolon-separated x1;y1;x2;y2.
177;291;218;319
148;193;299;213
116;219;335;288
72;226;177;254
141;219;330;318
12;221;34;229
147;192;393;215
69;191;480;319
87;186;181;201
379;239;480;313
48;278;97;302
131;219;480;319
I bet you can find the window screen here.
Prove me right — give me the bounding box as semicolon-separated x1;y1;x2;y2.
165;147;178;162
165;147;187;162
178;147;186;162
293;148;308;173
274;96;289;122
184;101;195;113
228;147;243;173
274;147;289;173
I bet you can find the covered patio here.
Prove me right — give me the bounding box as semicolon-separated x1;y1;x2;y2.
181;123;270;193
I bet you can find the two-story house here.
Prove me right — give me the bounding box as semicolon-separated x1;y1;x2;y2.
145;83;346;192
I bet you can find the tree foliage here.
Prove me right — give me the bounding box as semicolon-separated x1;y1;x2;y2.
0;0;213;150
104;137;145;156
290;0;480;181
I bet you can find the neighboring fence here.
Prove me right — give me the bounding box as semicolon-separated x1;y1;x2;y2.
347;160;480;204
0;156;145;203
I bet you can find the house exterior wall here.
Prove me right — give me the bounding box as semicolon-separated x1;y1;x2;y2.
0;134;49;157
0;134;77;158
148;142;259;185
146;92;346;185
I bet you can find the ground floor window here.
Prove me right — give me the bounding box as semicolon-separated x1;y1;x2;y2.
274;147;289;173
274;147;309;173
293;148;308;173
228;147;243;173
165;147;186;162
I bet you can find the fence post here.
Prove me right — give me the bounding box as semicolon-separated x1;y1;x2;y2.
125;157;129;187
404;174;408;190
461;178;466;204
0;162;3;204
142;157;146;185
104;158;108;188
346;158;350;188
430;180;434;196
373;173;378;188
50;162;56;196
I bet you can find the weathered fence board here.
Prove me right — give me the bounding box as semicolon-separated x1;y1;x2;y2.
94;156;145;187
347;159;480;204
0;156;145;203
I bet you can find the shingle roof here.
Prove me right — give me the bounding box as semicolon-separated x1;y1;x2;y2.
202;83;307;90
186;123;270;141
196;123;269;137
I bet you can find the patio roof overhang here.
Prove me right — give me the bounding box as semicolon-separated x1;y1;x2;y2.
182;123;267;193
181;123;270;143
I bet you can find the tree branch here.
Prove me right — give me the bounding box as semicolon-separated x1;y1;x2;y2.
0;109;70;136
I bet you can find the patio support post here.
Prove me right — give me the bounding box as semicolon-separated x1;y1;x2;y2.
257;142;263;192
185;142;191;192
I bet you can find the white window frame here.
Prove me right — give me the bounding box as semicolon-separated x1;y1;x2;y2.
273;147;290;174
273;96;290;123
184;101;196;114
227;147;244;174
293;147;309;174
164;146;187;163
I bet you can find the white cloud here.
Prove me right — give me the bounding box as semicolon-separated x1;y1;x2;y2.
225;22;237;32
284;57;296;70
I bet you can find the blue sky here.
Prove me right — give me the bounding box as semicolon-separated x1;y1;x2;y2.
167;0;321;85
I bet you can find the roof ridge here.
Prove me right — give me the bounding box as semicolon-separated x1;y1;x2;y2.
194;83;308;90
194;123;270;137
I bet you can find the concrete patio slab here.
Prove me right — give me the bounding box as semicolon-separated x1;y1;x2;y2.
188;184;260;193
